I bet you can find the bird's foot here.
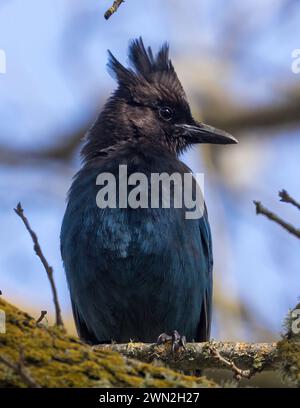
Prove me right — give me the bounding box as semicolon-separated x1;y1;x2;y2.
156;330;186;354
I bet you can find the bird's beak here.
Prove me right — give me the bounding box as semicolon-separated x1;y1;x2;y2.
175;121;238;145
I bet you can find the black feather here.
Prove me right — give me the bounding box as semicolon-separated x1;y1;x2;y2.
107;50;137;86
107;37;179;88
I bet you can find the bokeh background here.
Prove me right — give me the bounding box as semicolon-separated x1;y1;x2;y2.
0;0;300;363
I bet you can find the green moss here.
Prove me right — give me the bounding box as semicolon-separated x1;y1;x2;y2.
277;303;300;387
277;339;300;387
0;299;217;388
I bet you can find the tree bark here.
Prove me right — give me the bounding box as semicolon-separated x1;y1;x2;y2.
96;341;279;373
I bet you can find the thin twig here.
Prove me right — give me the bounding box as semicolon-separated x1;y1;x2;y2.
279;189;300;211
14;203;64;327
104;0;125;20
208;345;253;381
36;310;47;324
254;201;300;239
0;352;41;388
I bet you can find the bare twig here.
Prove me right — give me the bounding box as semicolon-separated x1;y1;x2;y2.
0;352;41;388
254;201;300;239
208;344;252;380
104;0;124;20
14;203;64;327
36;310;47;324
95;341;279;373
279;189;300;211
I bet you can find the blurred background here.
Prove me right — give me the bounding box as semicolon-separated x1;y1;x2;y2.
0;0;300;362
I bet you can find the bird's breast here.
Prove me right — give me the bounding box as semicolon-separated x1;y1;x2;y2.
62;155;204;286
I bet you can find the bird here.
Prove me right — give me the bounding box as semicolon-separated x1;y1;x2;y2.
60;38;237;347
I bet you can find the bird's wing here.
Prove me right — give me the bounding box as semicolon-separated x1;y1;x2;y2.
195;206;213;341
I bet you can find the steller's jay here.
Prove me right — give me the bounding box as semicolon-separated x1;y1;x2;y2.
60;38;237;346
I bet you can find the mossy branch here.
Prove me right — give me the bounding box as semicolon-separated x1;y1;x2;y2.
0;353;41;388
0;299;216;388
96;341;279;374
1;297;300;387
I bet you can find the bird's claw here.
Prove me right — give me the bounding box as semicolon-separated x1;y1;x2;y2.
156;330;186;354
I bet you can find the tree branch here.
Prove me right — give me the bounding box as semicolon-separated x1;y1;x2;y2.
13;203;64;327
95;341;279;373
0;114;95;165
254;200;300;239
208;344;252;380
0;298;218;388
203;89;300;133
36;310;47;325
279;189;300;211
104;0;125;20
1;88;300;166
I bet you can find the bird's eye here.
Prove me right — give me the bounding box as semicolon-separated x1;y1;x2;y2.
159;106;173;121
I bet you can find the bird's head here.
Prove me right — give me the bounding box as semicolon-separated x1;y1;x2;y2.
83;38;237;162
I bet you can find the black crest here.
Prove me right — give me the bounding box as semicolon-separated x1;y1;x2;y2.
107;37;185;99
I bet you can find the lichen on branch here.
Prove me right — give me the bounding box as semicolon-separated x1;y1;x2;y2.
96;340;279;374
0;299;216;388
